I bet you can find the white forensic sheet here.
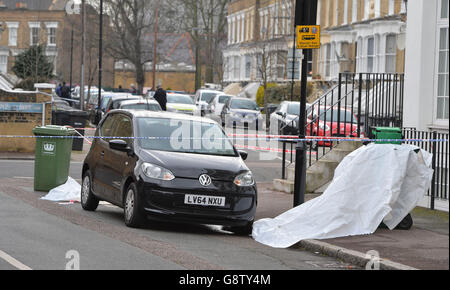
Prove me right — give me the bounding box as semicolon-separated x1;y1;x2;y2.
252;144;434;248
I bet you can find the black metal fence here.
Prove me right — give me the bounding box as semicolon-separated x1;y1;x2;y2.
281;72;405;171
403;128;449;209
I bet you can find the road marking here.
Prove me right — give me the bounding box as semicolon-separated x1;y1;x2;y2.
0;250;32;270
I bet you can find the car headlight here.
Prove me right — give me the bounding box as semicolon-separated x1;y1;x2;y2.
234;171;255;187
319;122;330;131
142;163;175;181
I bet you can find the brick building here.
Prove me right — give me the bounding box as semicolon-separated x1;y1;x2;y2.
313;0;407;81
0;0;114;87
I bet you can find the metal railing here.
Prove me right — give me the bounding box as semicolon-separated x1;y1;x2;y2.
403;128;449;209
281;72;405;176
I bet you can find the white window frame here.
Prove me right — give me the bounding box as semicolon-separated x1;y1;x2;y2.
6;22;19;47
352;0;358;23
385;34;397;73
367;36;375;73
343;0;349;25
0;53;8;74
388;0;395;15
28;22;41;46
434;0;449;123
45;22;58;46
364;0;370;20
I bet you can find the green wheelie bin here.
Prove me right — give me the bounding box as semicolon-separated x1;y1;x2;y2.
33;125;76;191
372;127;403;145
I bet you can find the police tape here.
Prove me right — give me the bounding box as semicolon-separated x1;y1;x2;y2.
0;135;447;143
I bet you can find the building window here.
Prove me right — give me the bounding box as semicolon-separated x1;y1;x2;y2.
28;22;41;46
325;44;331;77
388;0;395;15
233;56;240;80
9;27;17;47
6;22;19;47
385;34;397;73
0;55;7;73
436;28;449;120
367;37;375;73
352;0;358;22
48;28;57;46
276;51;287;79
436;0;449;120
245;55;251;79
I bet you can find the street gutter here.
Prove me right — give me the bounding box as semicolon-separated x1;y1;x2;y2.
295;239;418;270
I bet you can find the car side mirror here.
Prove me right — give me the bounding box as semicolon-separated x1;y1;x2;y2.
238;150;248;161
109;139;131;153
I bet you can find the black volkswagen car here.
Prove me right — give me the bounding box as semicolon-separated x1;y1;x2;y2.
81;110;257;234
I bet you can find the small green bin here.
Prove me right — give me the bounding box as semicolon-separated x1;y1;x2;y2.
33;125;76;191
372;127;403;145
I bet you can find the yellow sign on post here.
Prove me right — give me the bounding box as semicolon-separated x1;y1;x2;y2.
296;25;320;49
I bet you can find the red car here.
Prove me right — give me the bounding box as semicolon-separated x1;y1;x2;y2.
306;106;363;147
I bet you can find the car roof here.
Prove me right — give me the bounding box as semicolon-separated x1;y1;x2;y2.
198;89;222;94
230;97;256;102
119;99;159;106
112;110;217;124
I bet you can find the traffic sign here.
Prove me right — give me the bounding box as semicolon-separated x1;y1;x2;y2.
296;25;320;49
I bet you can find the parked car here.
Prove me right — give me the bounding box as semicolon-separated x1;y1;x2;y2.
307;106;362;147
119;99;162;111
269;102;311;136
166;93;198;115
194;89;222;116
104;95;142;113
81;110;256;234
92;93;137;125
205;94;234;123
221;98;263;130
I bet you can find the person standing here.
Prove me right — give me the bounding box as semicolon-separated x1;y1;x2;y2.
61;82;71;100
153;86;167;111
56;83;62;97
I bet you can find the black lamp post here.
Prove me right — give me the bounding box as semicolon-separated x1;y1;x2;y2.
97;0;103;111
292;0;317;207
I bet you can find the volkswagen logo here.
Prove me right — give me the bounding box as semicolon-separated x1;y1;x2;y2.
199;174;212;187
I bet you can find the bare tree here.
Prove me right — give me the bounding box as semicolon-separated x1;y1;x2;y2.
97;0;156;93
168;0;230;86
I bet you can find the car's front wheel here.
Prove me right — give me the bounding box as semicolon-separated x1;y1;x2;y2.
81;170;99;211
124;183;145;228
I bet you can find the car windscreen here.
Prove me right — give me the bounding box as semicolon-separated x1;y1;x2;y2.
230;99;259;111
201;92;219;103
101;97;112;110
167;95;194;105
316;109;358;123
218;95;232;104
121;103;161;111
137;118;237;157
287;103;300;115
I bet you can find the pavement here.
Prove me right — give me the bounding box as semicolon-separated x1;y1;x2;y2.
0;147;448;270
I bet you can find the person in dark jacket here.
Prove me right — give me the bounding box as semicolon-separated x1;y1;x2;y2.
60;82;71;100
153;86;167;111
